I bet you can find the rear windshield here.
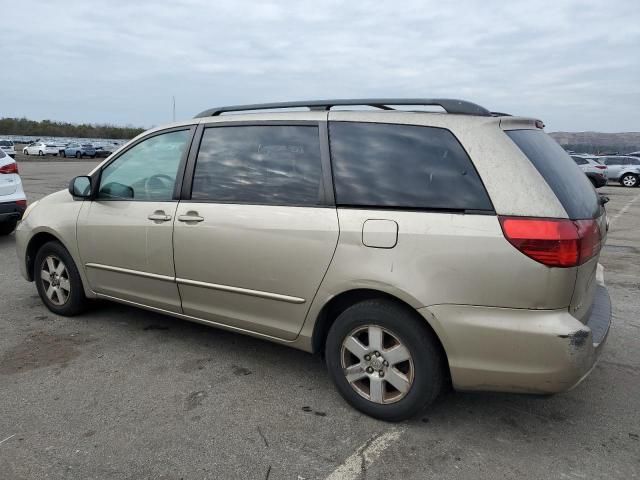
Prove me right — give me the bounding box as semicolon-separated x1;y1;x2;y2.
0;140;13;146
506;129;600;219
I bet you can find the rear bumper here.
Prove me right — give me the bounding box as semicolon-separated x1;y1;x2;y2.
0;201;26;222
420;283;611;394
587;173;608;188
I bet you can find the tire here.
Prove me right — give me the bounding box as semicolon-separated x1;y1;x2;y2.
38;150;44;156
0;221;17;236
91;155;96;158
75;151;81;159
620;174;639;188
24;150;29;155
61;151;66;158
325;299;444;421
34;241;87;316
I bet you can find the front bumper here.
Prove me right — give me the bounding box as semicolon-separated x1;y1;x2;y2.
420;283;611;394
0;201;26;222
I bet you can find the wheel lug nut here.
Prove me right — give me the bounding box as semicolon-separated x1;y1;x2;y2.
383;360;389;366
379;370;385;377
375;351;381;357
364;354;371;361
366;367;374;374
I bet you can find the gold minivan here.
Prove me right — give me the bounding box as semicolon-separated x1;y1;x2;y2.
16;99;611;421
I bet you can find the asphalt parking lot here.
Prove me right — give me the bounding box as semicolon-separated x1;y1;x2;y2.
1;162;639;479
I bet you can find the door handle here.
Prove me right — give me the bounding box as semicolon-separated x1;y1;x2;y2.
177;212;204;223
148;211;172;222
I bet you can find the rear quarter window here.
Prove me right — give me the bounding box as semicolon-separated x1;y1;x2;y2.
506;129;600;219
329;122;493;211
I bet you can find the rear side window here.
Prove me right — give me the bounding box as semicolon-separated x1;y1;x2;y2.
571;156;588;165
329;122;492;211
507;130;600;219
192;126;323;206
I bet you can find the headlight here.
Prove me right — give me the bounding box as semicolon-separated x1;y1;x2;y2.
21;200;39;221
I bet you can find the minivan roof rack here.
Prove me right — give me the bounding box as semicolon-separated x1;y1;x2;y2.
194;98;493;118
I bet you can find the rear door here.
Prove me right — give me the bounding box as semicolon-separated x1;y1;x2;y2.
173;120;338;340
604;157;623;179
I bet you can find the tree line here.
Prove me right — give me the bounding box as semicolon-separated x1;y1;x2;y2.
562;143;640;155
0;117;145;139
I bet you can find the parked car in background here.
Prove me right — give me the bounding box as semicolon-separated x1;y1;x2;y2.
94;142;120;158
571;155;608;188
0;149;26;235
0;140;16;158
601;156;640;187
23;142;59;156
628;151;640;158
16;98;611;421
61;143;97;158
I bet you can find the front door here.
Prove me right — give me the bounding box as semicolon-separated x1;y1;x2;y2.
77;127;194;312
173;123;339;340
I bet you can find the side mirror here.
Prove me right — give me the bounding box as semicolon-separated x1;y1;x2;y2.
69;176;92;198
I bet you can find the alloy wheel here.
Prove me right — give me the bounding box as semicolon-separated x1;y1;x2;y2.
622;175;638;187
340;325;414;404
40;255;71;306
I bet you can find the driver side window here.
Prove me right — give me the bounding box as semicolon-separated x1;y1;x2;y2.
98;129;191;201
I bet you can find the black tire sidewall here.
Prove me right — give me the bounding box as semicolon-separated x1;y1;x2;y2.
325;300;443;421
34;241;86;316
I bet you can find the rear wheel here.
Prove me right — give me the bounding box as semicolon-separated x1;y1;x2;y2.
24;150;29;155
61;151;66;157
75;151;81;159
34;241;87;316
325;299;444;421
38;150;44;156
0;220;17;236
621;174;639;187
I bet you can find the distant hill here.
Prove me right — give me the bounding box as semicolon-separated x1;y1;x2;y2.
550;131;640;155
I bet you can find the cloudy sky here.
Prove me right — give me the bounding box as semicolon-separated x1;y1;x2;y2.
1;0;639;132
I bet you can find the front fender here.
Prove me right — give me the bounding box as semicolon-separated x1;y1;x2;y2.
16;190;96;298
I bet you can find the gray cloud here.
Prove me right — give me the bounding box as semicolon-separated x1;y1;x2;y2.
1;0;639;131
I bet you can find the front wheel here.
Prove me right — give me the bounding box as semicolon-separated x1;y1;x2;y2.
325;299;444;421
75;151;81;159
24;150;29;155
61;151;66;157
34;241;87;316
621;174;639;188
0;221;17;236
38;150;44;156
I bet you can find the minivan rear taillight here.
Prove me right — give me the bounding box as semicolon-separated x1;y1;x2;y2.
499;216;601;268
0;162;18;174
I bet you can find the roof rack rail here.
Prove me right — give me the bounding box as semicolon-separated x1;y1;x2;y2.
194;98;492;118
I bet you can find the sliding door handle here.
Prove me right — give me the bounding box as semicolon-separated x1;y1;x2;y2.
177;212;204;223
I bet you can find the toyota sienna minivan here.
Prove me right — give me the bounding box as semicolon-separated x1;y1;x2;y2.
16;99;612;421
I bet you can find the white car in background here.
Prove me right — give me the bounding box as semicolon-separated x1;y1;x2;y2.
0;140;16;158
23;141;60;156
0;149;27;235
